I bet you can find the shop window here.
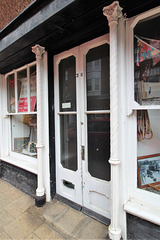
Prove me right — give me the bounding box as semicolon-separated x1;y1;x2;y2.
137;110;160;193
134;14;160;106
6;63;37;157
134;14;160;193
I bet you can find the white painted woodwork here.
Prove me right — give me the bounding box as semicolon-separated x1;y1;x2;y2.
32;45;45;197
103;1;122;240
54;35;111;218
125;5;160;228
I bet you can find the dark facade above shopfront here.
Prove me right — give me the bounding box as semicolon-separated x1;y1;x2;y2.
0;0;159;74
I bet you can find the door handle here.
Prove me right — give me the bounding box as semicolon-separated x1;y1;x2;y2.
81;145;85;160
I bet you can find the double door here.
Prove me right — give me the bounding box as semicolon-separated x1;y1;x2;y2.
54;35;111;219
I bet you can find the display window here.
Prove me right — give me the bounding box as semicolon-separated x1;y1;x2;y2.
134;14;160;106
6;63;37;157
134;13;160;194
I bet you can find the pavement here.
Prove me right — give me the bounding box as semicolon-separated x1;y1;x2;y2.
0;179;109;239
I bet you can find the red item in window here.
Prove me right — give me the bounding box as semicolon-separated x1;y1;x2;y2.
18;98;28;112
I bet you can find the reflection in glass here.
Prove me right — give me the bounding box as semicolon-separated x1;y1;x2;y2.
86;44;110;110
60;115;77;171
30;65;37;112
59;56;76;112
17;69;28;112
88;114;110;181
7;74;15;113
134;15;160;105
11;114;37;157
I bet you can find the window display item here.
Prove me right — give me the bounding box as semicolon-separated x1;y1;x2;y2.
138;154;160;190
137;110;153;141
134;15;160;106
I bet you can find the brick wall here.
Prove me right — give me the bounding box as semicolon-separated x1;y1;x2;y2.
0;0;34;31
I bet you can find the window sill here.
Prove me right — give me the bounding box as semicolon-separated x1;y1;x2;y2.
124;197;160;226
1;154;37;174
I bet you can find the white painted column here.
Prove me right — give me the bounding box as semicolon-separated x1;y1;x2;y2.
103;2;122;240
32;45;45;198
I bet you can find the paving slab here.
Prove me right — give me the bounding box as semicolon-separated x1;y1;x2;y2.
4;194;34;217
3;212;43;239
0;208;13;228
76;218;107;239
0;179;109;240
0;180;14;194
34;223;64;240
0;229;12;240
0;193;12;208
27;204;45;219
4;186;24;201
25;233;41;239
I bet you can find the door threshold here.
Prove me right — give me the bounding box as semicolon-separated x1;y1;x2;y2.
55;194;110;226
55;194;82;211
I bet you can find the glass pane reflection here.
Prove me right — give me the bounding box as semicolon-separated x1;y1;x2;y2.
88;114;110;181
60;115;77;171
30;65;37;112
59;56;76;112
134;15;160;105
86;44;110;111
17;69;28;112
11;114;37;157
7;74;15;113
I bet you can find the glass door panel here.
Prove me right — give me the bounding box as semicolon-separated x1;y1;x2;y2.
88;114;110;181
86;43;110;181
86;44;110;111
60;115;77;171
59;55;77;171
59;56;76;112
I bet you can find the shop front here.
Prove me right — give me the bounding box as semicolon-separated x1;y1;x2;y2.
0;1;160;239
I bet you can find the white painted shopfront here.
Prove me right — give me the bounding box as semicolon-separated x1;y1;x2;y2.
0;1;160;239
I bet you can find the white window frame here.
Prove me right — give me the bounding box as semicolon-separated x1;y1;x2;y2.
127;7;160;115
1;62;37;174
125;6;160;226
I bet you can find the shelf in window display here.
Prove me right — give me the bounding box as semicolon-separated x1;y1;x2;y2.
22;142;37;156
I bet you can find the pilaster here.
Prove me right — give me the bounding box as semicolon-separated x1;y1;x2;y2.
103;2;122;240
32;44;46;207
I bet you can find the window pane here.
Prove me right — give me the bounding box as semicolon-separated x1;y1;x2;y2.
134;15;160;105
137;110;160;194
88;114;110;181
86;44;110;111
17;69;28;112
7;74;15;113
11;114;37;157
59;56;76;112
30;65;37;112
60;115;77;171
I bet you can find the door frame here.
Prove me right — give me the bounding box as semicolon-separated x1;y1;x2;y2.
54;34;111;218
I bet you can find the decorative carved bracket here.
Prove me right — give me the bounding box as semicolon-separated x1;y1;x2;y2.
103;1;122;23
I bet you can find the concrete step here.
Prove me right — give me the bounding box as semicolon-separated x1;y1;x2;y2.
28;198;109;239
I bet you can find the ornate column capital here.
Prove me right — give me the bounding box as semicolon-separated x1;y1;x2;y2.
103;1;122;23
32;44;45;59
